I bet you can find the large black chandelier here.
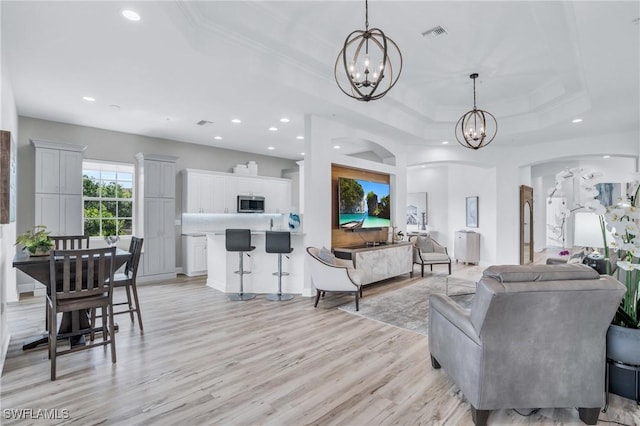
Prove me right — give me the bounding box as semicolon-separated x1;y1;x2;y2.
455;73;498;150
334;0;402;102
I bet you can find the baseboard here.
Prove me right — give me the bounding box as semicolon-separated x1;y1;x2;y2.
137;272;177;284
0;326;10;376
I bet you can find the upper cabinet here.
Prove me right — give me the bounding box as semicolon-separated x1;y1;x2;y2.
143;157;176;198
32;139;86;236
34;142;84;195
181;169;291;214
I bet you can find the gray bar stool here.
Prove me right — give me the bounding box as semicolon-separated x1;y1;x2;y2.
265;231;294;301
225;229;256;301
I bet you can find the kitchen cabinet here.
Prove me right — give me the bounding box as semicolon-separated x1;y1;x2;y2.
454;231;480;264
143;198;176;276
32;140;85;236
182;171;228;213
181;169;291;215
182;235;207;276
137;153;178;280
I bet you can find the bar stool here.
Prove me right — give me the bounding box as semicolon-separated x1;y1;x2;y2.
225;229;256;301
265;231;294;301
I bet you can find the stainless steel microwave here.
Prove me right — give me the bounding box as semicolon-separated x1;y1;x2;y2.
237;195;265;213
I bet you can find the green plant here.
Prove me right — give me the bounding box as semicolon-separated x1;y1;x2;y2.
15;225;54;255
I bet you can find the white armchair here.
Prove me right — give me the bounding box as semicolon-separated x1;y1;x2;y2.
306;247;363;311
409;234;452;276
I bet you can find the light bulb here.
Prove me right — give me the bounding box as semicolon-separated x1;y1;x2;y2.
364;54;370;69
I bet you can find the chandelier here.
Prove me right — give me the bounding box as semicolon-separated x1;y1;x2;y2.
455;73;498;149
334;0;402;102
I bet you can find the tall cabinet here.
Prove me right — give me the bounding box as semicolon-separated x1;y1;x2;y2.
136;153;178;280
32;140;86;236
454;231;480;265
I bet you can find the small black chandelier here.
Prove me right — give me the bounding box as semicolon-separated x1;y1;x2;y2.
455;73;498;150
334;0;402;102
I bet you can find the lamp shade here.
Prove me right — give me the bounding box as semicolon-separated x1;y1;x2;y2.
573;212;612;248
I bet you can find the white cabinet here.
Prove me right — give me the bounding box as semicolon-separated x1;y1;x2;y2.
454;231;480;264
182;171;228;213
145;159;176;198
32;140;85;236
181;169;291;215
182;235;207;276
137;153;178;280
263;179;291;213
143;198;176;276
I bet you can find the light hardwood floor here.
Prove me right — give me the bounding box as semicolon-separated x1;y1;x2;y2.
1;262;638;425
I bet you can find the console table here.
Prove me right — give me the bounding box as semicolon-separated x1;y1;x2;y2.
333;241;413;285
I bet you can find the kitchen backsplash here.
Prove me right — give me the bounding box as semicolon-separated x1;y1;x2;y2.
181;213;288;234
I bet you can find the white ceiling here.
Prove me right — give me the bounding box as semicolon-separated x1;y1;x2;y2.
2;1;639;163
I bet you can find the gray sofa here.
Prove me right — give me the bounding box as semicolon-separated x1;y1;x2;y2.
428;264;626;426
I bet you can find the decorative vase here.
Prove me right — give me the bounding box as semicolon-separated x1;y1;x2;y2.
27;247;50;257
606;324;640;402
288;212;301;232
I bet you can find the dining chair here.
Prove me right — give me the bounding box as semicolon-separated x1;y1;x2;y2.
50;235;90;250
46;235;90;332
111;236;144;331
47;246;117;380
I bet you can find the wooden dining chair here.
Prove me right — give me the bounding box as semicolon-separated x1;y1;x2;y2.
112;236;144;331
46;235;90;332
50;235;90;250
47;246;117;380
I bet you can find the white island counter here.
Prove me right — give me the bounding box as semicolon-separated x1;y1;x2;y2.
206;232;307;296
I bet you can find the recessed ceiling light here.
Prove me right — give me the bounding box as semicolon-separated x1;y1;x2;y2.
280;118;290;123
300;152;305;156
269;127;278;131
267;146;275;150
603;155;611;159
231;118;241;124
442;141;449;145
108;104;120;109
122;9;141;21
572;118;583;123
214;136;223;140
333;145;341;149
296;136;304;140
82;96;95;102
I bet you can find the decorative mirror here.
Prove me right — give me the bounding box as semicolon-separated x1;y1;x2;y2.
520;185;534;264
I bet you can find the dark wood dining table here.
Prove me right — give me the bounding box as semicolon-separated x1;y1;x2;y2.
13;248;132;350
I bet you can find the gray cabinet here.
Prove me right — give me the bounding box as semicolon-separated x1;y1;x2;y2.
136;153;178;280
454;231;480;264
32;140;85;236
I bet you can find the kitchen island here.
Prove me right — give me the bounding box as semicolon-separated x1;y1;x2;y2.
206;232;307;296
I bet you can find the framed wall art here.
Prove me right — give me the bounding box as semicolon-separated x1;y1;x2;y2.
466;196;478;228
0;130;17;224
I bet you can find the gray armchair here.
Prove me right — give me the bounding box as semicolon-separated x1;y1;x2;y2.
428;264;625;426
409;234;451;276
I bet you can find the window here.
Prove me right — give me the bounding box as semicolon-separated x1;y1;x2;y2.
82;160;134;237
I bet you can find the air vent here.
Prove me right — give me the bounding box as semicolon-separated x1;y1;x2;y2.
196;120;213;126
421;25;448;39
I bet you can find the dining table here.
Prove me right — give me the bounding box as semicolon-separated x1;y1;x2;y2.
13;248;132;350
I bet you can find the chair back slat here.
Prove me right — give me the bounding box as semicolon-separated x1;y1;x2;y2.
49;247;116;302
50;235;90;250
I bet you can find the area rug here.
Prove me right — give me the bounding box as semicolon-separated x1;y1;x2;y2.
338;276;476;336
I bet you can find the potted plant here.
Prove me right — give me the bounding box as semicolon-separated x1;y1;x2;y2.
601;184;640;403
15;225;54;256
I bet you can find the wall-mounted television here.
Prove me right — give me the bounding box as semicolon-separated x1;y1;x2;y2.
338;177;391;230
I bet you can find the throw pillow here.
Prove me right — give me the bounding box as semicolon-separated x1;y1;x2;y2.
317;246;336;265
415;235;434;253
567;247;588;264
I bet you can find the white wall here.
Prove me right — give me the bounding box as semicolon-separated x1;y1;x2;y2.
407;165;448;242
0;1;19;372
